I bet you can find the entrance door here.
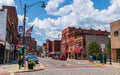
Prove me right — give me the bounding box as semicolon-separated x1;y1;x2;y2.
117;49;120;62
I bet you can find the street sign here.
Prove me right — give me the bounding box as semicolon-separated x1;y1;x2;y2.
101;44;105;52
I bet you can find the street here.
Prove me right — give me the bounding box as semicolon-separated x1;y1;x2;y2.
15;57;120;75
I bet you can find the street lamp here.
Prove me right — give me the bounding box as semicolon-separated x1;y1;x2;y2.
109;37;112;65
22;1;46;65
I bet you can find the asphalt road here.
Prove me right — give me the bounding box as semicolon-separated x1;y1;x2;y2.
15;57;120;75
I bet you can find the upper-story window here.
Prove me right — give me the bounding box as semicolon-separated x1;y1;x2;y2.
6;28;10;38
114;31;119;36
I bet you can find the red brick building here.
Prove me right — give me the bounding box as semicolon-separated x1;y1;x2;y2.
61;27;109;60
110;20;120;63
51;40;61;56
42;43;47;53
25;36;37;54
43;39;61;57
0;6;18;63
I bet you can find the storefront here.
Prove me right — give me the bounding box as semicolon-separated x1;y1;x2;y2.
0;40;5;64
72;48;82;59
5;42;11;63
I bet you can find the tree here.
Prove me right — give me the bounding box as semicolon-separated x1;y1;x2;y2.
106;38;112;64
88;41;101;59
106;39;111;56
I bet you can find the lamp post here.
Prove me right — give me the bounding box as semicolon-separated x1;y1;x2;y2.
22;1;46;65
109;38;112;65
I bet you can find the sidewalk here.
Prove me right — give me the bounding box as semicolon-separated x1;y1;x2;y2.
104;62;120;68
84;60;120;68
0;60;45;74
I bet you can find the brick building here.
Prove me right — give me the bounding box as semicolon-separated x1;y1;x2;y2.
61;27;109;60
42;43;47;57
44;39;61;57
46;39;52;56
25;36;37;54
0;6;18;63
110;20;120;63
51;40;61;57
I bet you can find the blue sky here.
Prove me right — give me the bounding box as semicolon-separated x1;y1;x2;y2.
0;0;120;46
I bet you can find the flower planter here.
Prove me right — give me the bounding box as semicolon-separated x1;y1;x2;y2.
28;62;33;69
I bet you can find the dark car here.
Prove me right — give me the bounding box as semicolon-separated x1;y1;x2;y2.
59;55;67;60
26;55;39;64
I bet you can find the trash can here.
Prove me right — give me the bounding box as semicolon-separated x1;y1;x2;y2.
28;62;33;69
89;56;94;62
99;53;106;64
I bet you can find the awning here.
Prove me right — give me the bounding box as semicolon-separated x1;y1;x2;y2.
72;48;82;53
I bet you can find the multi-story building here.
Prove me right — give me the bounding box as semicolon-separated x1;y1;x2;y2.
61;27;109;60
42;43;47;57
110;20;120;63
0;6;18;63
51;40;61;57
44;39;61;57
25;36;37;54
46;39;52;57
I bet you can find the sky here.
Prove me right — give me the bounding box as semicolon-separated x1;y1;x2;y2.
0;0;120;46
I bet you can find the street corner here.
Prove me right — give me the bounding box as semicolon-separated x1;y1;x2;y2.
104;64;120;69
9;65;45;74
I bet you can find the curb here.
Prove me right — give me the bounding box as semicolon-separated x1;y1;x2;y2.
9;66;45;74
83;61;104;66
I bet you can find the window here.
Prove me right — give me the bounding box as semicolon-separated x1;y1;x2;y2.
6;28;10;38
114;31;119;36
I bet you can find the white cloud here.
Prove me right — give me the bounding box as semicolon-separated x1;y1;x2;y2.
29;0;120;45
36;39;42;46
45;0;73;16
1;0;119;45
0;0;15;6
18;15;28;27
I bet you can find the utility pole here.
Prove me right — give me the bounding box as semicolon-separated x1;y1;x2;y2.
22;4;26;65
22;1;46;67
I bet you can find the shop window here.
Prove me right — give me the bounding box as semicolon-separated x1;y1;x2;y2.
6;28;10;38
114;31;119;36
79;54;81;57
83;54;86;57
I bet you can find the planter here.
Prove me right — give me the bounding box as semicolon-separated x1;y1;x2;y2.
28;62;33;69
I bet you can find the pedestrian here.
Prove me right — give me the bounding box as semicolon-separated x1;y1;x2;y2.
18;55;21;69
21;56;24;67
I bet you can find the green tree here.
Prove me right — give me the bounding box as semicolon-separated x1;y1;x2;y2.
88;41;101;59
106;39;111;56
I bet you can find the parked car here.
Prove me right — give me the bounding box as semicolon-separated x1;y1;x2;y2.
59;55;67;60
26;55;39;64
